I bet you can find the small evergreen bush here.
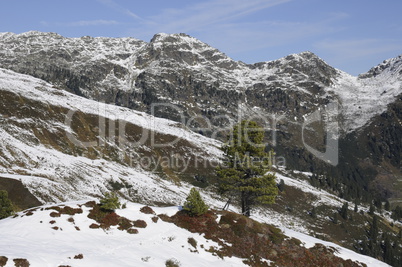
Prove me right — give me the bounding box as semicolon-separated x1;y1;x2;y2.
0;190;13;219
183;188;208;216
100;192;120;211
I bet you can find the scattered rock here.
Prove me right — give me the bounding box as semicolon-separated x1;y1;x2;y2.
0;256;7;267
49;212;61;218
133;220;147;228
127;228;139;234
140;206;155;215
73;254;83;259
89;223;100;229
13;258;30;267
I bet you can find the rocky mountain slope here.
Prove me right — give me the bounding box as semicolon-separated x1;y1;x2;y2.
0;67;221;204
0;31;399;134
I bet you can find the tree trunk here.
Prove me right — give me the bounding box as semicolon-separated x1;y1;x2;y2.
241;191;251;217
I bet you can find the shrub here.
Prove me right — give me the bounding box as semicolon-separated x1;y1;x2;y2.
0;190;13;219
0;256;8;267
74;254;83;259
183;188;208;216
100;192;120;211
13;259;30;267
140;206;155;215
133;220;147;228
188;237;197;248
127;228;139;234
50;212;61;218
101;212;120;229
117;217;132;231
165;258;181;267
89;223;100;229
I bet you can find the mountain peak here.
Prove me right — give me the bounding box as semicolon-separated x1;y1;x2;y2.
150;32;194;43
359;54;402;79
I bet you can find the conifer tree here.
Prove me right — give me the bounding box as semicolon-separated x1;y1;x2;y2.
369;216;379;243
278;179;285;192
183;188;208;216
100;192;121;211
385;200;390;211
340;202;348;220
0;190;13;219
216;120;277;217
383;234;394;265
333;212;338;224
369;204;375;216
311;207;317;219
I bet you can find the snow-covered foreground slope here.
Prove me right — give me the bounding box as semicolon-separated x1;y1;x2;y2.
0;202;245;267
0;201;389;267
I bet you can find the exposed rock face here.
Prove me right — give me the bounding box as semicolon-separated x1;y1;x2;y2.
0;31;401;201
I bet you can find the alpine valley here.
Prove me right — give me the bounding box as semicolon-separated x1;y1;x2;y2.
0;31;401;266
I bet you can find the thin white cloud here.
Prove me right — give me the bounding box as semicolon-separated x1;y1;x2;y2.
313;39;402;74
204;20;334;54
147;0;292;33
96;0;148;22
314;39;401;61
69;20;119;27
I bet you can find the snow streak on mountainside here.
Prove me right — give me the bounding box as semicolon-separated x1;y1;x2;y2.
329;56;402;132
0;68;221;203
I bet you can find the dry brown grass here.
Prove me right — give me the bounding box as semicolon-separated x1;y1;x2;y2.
167;209;365;267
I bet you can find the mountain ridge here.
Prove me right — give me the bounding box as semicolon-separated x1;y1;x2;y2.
0;31;401;204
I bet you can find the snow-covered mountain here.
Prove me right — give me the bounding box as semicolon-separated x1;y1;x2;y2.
0;31;400;134
0;31;401;266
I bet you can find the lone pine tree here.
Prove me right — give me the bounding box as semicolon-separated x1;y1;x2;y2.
183;188;208;216
216;120;277;217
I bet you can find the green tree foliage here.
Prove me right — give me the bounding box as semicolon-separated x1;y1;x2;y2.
216;120;278;217
278;179;285;192
339;202;348;220
183;188;208;216
384;200;390;211
383;234;394;265
392;205;402;220
369;216;379;243
0;190;13;219
333;213;338;224
369;204;375;216
100;192;121;211
310;207;317;219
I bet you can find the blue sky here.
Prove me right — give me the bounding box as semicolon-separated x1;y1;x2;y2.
1;0;401;75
